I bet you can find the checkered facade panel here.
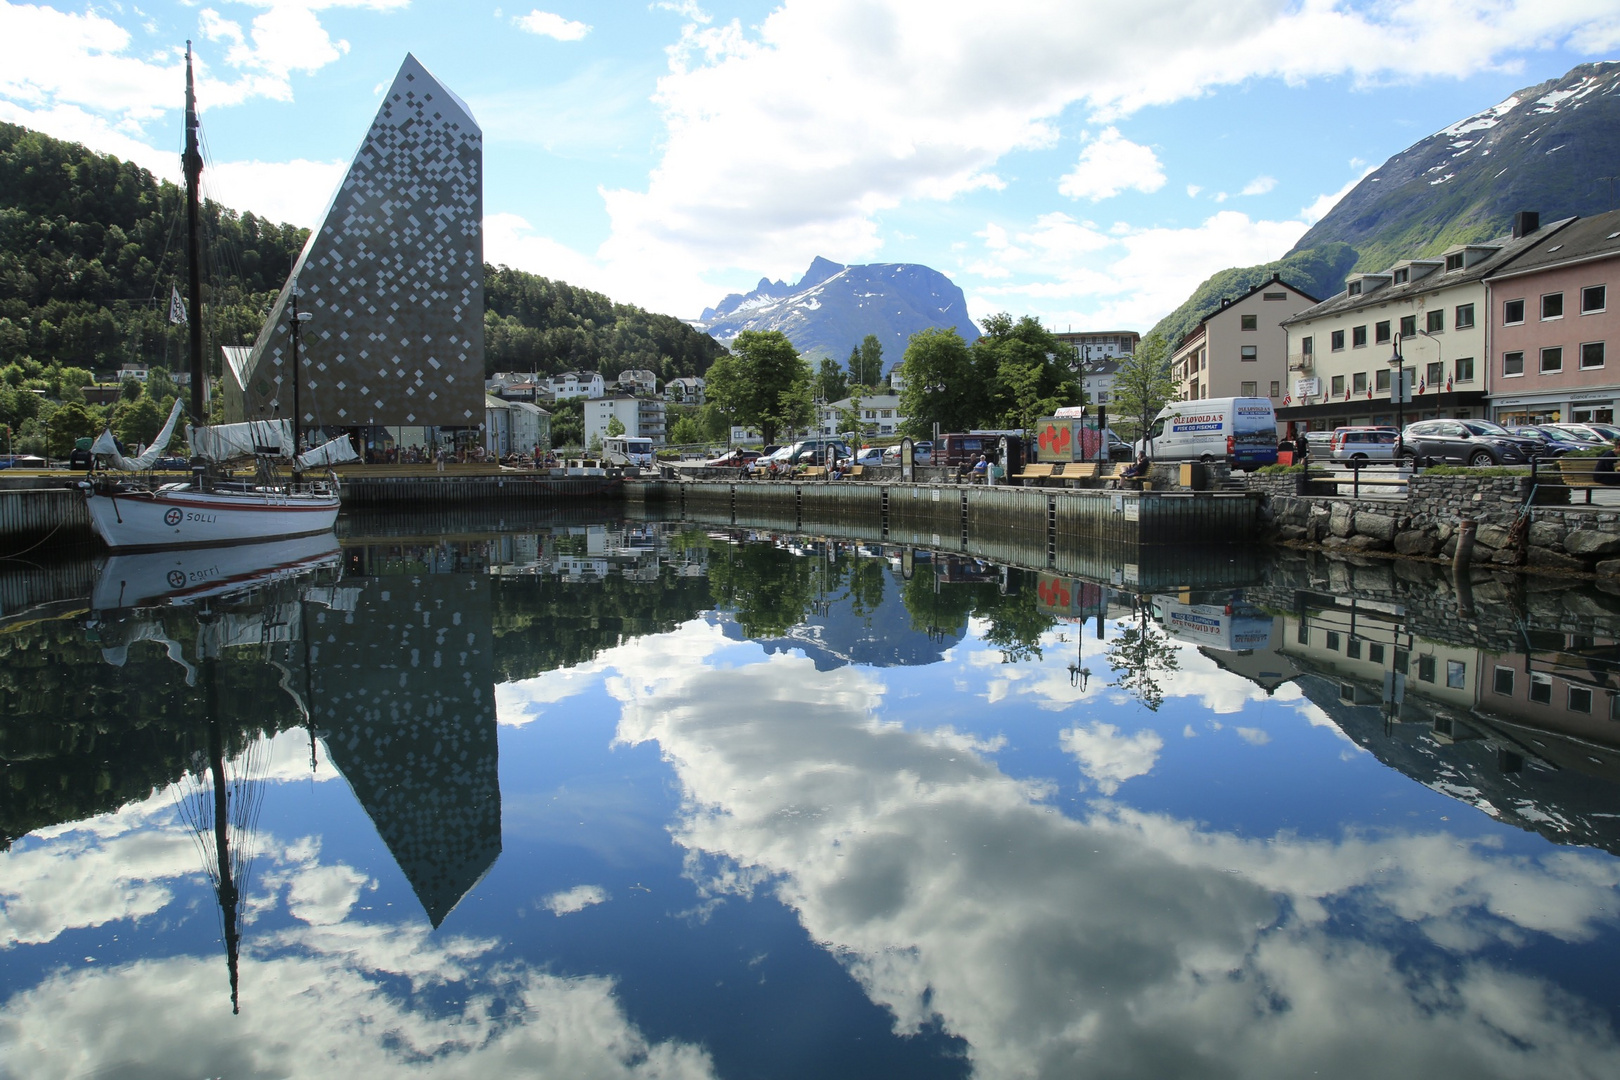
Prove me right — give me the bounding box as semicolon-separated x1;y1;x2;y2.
242;54;484;429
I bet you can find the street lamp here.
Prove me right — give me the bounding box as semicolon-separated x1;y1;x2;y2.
1389;335;1407;464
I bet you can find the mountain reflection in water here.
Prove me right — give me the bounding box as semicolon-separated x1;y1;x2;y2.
1;514;1619;1079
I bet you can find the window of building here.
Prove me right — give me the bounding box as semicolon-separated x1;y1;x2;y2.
1393;268;1410;284
1353;372;1368;394
1348;282;1362;296
1352;325;1368;347
1340;683;1356;703
1269;381;1280;398
1417;655;1436;682
1427;361;1443;387
1541;346;1564;374
1582;342;1606;370
1241;345;1258;361
1455;357;1475;382
1426;309;1445;333
1241;380;1258;397
1445;252;1464;272
1241;314;1258;330
1331;330;1345;351
1302;336;1313;355
1504;298;1525;325
1264;291;1287;300
1569;685;1594;713
1504;351;1525;376
1369;643;1385;664
1542;292;1564;320
1331;375;1345;396
1400;315;1417;338
1530;672;1552;704
1376;369;1392;392
1583;284;1607;314
1394;649;1409;674
1455;303;1475;329
1375;321;1391;344
1347;638;1363;660
1446;660;1466;689
1493;666;1514;695
1326;631;1341;652
1297;622;1309;645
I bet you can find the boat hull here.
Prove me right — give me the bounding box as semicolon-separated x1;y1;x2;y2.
83;485;340;551
91;533;343;612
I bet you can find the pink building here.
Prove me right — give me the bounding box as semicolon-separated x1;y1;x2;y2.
1488;209;1620;426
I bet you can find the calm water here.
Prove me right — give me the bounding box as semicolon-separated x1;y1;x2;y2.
3;513;1620;1079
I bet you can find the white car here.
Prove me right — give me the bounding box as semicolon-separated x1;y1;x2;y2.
881;441;933;465
854;447;884;466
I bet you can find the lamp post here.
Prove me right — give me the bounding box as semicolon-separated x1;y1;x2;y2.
1390;335;1407;463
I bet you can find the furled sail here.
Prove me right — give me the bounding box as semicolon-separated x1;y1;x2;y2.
296;435;360;469
91;398;185;471
187;420;292;462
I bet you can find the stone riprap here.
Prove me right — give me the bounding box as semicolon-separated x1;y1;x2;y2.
1252;470;1620;575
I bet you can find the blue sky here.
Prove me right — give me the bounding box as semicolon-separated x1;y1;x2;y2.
2;1;1617;333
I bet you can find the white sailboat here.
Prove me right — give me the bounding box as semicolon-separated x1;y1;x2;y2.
79;42;356;552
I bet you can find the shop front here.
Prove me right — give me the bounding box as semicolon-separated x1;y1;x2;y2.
1492;389;1619;428
1276;389;1487;436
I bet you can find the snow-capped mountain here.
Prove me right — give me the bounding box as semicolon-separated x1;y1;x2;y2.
1290;61;1620;274
693;256;980;366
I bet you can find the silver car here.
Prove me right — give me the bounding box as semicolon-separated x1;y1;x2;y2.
1330;428;1399;465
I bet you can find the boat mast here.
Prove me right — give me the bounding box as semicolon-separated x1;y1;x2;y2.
184;43;206;484
289;282;304;467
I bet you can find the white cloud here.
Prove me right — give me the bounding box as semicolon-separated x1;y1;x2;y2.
1235;725;1271;745
1059;721;1164;794
1058;126;1166;201
1240;174;1277;196
544;884;610;915
1302;164;1378;225
1185;183;1202;198
514;9;592;41
205;157;347;228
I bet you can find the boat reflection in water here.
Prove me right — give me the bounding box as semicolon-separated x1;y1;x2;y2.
85;536;344;1013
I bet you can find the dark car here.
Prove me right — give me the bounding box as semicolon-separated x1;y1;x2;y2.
1508;425;1586;456
154;456;191;471
1400;419;1540;466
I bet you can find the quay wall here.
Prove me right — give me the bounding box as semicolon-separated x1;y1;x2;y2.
1249;471;1620;575
0;487;95;553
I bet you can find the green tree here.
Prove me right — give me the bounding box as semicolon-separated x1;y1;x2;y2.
146;366;178;402
704;331;813;446
606;414;626;438
549;397;583;449
851;334;884;387
114;396;164;447
697;402;732;443
973;313;1079;433
897;327;977;438
1110;331;1175;444
119;377;143;402
46;401;99;457
1106;602;1181;711
814;355;848;404
668;415;704;445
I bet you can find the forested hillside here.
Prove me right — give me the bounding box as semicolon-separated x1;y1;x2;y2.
0;122;722;452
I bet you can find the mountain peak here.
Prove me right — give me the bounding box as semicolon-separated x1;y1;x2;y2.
798;256;846;289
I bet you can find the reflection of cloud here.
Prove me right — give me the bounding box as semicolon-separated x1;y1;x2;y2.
0;922;717;1078
545;884;610;915
1235;726;1271;746
1059;721;1163;794
615;648;1620;1078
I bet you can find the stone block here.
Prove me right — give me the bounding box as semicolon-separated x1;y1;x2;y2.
1346;534;1391;552
1528;521;1566;549
1597;558;1620;577
1563;529;1620;557
1329;503;1355;538
1353;512;1397;541
1527;547;1589;573
1277;524;1307;541
1394;530;1438;556
1490;548;1520;565
1563;589;1620;615
1475;524;1513;549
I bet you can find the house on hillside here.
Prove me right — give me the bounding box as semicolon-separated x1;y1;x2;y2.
1485;208;1620;427
546;371;606;401
818;394;905;437
618;369;658;396
664;376;705;404
1172;276;1317;421
1279;212;1572;434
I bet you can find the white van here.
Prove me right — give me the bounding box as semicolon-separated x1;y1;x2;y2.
1137;397;1278;469
603;436;653;467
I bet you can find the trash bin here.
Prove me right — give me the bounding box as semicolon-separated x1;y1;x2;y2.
1178;462;1206;490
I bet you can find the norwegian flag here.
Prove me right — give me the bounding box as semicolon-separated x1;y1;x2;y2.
1446;376;1453;393
1418;377;1427;394
1344;387;1351;401
1366;386;1373;399
1283;394;1292;405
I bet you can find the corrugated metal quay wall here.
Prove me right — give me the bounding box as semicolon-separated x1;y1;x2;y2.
340;474;625;506
0;488;96;552
628;480;1261;551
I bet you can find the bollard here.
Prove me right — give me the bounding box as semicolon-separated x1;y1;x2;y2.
1454;519;1476;569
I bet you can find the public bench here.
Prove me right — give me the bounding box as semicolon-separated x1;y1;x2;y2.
798;466;828;480
1013;463;1054;485
1558;457;1617;504
1062;463;1100;485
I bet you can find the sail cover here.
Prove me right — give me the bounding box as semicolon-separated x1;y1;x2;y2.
296;435;360;469
92;398;185;471
188;420;292;462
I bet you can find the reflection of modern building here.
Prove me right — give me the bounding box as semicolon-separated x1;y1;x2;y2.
310;573;500;926
228;54;484;435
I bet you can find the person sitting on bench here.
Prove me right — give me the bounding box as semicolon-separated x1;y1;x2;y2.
1120;453;1150;480
1597;440;1620;485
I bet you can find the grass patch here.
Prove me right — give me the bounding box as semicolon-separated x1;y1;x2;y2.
1255;463;1305;475
1419;465;1531;478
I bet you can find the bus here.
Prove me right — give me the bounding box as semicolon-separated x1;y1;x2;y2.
603;436;654;467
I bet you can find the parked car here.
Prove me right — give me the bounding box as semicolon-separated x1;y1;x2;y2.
1299;430;1336;456
1329;427;1399;465
853;446;884;466
1400;419;1540;466
703;448;759;468
1548;423;1617;445
880;440;933;465
0;454;46;470
1507;426;1586;456
154;456;191;471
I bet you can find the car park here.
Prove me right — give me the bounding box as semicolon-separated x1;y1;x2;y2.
1400;419;1540;466
1329;428;1399;465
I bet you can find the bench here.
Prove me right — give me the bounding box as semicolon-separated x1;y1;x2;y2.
1559;458;1619;503
1013;463;1055;485
1061;463;1100;486
798;466;828;480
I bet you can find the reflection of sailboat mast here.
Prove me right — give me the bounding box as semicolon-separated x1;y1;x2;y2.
203;655;242;1014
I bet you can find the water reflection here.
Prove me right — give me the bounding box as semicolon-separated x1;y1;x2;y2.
3;514;1620;1076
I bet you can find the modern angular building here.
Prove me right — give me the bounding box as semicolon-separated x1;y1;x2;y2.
226;54;484;443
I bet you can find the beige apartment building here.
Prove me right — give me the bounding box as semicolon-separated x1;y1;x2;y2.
1277;213;1569;434
1170;276;1316;416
